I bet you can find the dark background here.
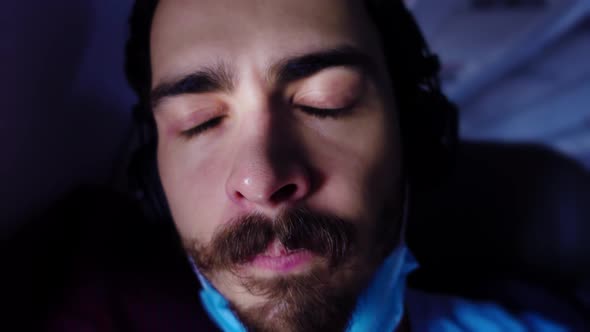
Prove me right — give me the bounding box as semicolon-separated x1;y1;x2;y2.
1;1;134;237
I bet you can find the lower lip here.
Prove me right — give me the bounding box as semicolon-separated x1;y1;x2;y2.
249;250;314;273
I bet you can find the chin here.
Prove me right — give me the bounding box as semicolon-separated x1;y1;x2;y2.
227;254;375;332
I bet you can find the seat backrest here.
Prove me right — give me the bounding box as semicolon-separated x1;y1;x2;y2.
407;141;590;293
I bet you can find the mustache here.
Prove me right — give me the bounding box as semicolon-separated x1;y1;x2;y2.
190;208;357;272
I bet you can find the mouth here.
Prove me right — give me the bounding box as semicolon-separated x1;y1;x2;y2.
245;240;314;274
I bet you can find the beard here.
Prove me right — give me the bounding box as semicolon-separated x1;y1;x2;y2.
183;207;400;332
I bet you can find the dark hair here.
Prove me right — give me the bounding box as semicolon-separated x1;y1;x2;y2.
125;0;457;217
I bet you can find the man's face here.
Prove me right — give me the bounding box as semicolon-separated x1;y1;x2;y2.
151;0;403;330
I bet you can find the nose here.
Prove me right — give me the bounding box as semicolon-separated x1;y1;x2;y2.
227;161;311;209
225;123;312;210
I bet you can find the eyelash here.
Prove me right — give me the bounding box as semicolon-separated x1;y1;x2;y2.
181;115;225;138
298;105;352;118
180;105;351;139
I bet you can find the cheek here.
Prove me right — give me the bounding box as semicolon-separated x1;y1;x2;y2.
156;138;232;245
304;106;401;224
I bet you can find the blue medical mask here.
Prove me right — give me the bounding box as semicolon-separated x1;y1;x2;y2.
190;245;418;332
347;244;418;332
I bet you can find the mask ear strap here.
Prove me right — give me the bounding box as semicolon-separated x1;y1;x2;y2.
398;179;411;246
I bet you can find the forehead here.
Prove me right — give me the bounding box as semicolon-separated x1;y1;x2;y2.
150;0;383;85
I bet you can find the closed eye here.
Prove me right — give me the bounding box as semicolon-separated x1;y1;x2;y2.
181;115;225;138
298;105;353;118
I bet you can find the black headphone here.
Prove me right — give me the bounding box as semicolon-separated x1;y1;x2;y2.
127;0;458;223
366;0;458;187
128;126;170;222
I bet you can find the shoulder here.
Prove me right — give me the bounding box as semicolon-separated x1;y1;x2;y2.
405;284;590;332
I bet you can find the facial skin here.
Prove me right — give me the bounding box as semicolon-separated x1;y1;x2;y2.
150;0;404;330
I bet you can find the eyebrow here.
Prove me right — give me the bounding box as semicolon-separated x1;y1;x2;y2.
271;45;376;86
150;45;376;110
151;63;234;109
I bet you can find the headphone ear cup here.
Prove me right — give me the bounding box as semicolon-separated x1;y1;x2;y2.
128;139;172;223
430;92;459;174
417;54;459;163
404;87;458;187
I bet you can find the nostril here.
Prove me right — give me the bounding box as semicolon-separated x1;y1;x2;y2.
270;184;298;204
